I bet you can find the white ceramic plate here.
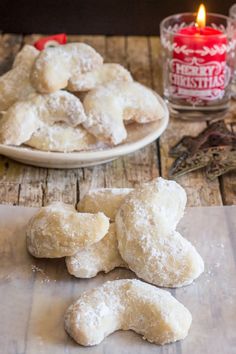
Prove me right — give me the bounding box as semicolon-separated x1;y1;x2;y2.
0;95;169;169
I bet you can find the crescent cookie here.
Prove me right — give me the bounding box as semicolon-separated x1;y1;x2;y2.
116;178;204;288
67;63;133;92
65;279;192;346
25;123;103;152
83;81;165;145
26;202;109;258
0;91;86;146
0;45;39;111
66;223;127;278
31;43;103;93
77;188;133;220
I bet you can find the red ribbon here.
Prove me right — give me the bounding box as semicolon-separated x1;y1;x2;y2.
34;33;67;50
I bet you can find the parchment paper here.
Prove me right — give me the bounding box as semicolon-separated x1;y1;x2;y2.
0;204;235;354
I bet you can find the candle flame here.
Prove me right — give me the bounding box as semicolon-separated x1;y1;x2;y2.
196;4;206;28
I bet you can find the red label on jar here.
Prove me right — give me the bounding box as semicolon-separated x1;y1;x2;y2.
170;27;229;104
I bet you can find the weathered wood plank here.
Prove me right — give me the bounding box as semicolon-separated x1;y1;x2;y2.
0;33;22;74
126;36;152;86
0;155;47;207
67;35;106;57
23;34;45;45
106;36;126;65
148;37;163;95
149;37;223;207
43;169;78;206
18;167;47;207
0;182;19;205
0;157;20;204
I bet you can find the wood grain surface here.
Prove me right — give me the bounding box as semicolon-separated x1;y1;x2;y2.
0;34;235;207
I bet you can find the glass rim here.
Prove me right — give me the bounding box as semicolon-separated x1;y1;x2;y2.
160;12;234;38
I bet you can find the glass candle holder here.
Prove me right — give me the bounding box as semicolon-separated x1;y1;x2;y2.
160;13;236;120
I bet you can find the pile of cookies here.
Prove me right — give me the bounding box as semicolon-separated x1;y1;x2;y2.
26;177;204;347
0;43;164;151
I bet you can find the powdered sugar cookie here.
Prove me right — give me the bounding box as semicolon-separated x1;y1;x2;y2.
25;122;104;152
65;279;192;346
67;63;133;92
26;202;110;258
116;177;204;288
66;223;127;278
31;43;103;93
77;188;133;220
83;81;165;145
0;45;39;111
0;91;86;145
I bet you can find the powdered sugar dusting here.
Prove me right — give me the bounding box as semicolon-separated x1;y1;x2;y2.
66;223;127;278
83;81;164;145
31;43;103;93
78;188;133;220
25;122;107;152
0;45;39;111
26;202;109;258
0;91;87;146
116;177;204;288
68;63;133;92
65;279;192;346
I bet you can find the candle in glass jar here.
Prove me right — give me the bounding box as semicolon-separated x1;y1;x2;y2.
170;4;229;104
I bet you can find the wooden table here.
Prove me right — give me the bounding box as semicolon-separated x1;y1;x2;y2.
0;34;235;207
